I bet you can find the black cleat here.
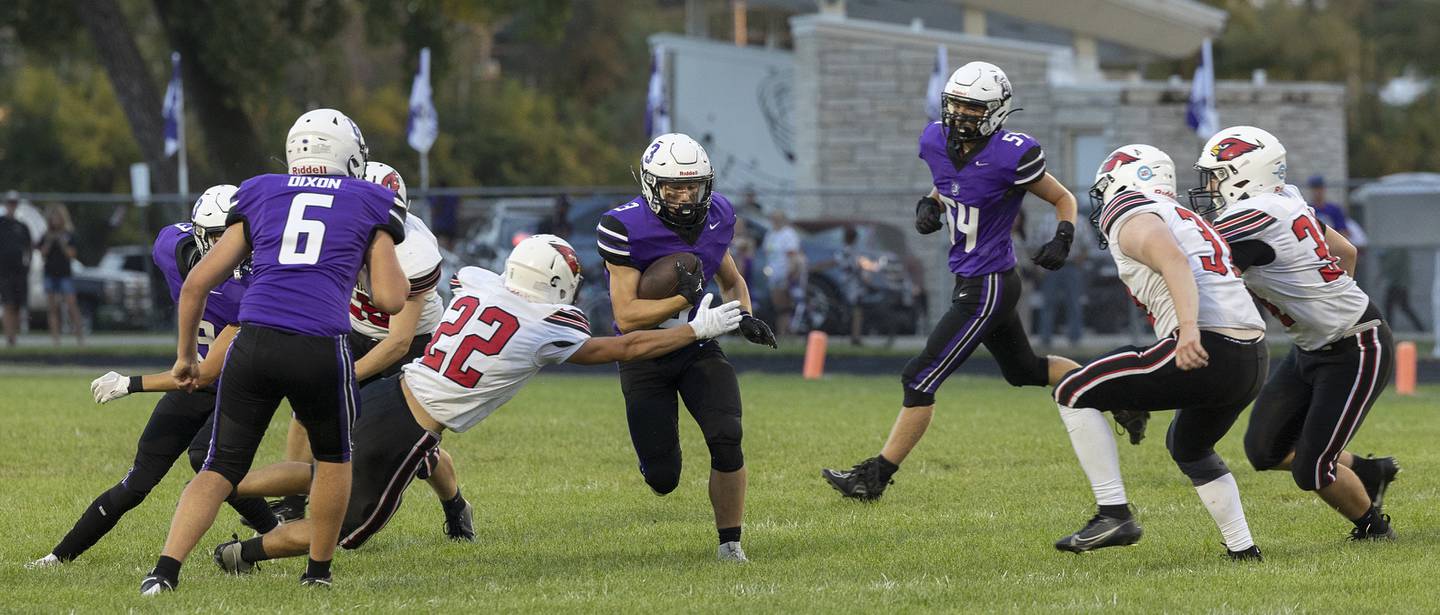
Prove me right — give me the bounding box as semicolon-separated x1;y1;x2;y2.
1226;545;1264;561
1112;410;1150;445
1055;513;1143;553
443;499;476;542
821;457;894;501
213;535;257;574
299;574;333;588
1350;514;1397;541
269;498;306;523
140;574;176;596
1354;456;1401;510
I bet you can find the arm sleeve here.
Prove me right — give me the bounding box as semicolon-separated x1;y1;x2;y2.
1228;240;1276;271
373;196;407;243
1014;145;1046;186
536;309;592;364
408;264;442;297
596;214;634;267
1213;209;1278;243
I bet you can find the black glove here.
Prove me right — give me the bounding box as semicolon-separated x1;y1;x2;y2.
675;261;704;306
915;196;944;235
738;311;777;348
1032;220;1074;270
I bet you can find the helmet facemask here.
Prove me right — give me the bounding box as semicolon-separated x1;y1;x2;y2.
1187;165;1233;219
643;172;713;229
1087;176;1113;249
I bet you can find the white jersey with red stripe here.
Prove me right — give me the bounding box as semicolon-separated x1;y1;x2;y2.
400;266;591;432
1212;185;1370;350
350;215;445;340
1098;189;1265;340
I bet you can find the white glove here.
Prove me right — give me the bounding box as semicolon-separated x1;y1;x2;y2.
91;371;130;404
688;293;744;340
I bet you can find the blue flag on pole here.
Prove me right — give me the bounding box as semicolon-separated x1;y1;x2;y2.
645;46;670;138
925;45;948;122
1186;38;1218;137
162;52;181;158
407;47;438;153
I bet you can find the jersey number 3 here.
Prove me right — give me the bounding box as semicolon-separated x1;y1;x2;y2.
1291;216;1346;283
419;296;520;387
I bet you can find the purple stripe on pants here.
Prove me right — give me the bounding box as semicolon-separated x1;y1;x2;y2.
913;272;1001;393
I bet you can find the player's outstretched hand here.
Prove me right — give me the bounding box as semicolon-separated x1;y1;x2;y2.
689;294;744;340
675;261;704;306
1174;325;1209;371
1032;220;1074;270
738;312;777;348
172;355;201;393
91;371;130;404
915;196;944;235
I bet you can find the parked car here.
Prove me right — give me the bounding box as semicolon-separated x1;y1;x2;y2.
26;244;152;332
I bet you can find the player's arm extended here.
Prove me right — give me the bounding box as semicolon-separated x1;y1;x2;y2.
145;325;239;391
568;295;742;365
366;233;407;314
174;226;248;389
1324;225;1358;277
606;261;692;333
1026;172;1077;224
353;293;425;382
1116;213;1208;371
715;252;753;312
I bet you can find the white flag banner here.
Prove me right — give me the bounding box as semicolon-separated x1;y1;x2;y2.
407;47;438;153
925;45;948;122
1186;38;1218;137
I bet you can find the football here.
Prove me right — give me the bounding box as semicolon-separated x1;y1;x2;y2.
637;252;702;300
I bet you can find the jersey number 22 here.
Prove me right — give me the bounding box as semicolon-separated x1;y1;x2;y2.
419;296;520;387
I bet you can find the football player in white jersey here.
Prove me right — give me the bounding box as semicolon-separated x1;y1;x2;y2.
1194;126;1399;540
1050;144;1269;559
210;235;743;572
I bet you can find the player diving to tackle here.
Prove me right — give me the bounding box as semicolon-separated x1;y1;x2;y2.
597;133;777;563
822;61;1082;499
209;235;744;572
27;186;279;569
1052;144;1268;559
274;161;475;542
1193;126;1400;540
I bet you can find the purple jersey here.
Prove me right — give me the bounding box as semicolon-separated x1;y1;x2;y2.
918;123;1046;277
152;223;247;358
596;192;736;331
229;174;405;336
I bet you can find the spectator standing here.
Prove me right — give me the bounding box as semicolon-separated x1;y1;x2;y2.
1037;215;1087;348
737;188;765;219
38;203;84;347
732;215;758;286
838;225;866;345
1308;175;1352;236
1379;248;1426;331
0;191;32;347
762;209;806;337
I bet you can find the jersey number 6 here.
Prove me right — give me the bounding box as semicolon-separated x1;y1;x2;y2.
419;296;520;387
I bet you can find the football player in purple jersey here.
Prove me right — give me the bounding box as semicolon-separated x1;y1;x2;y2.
823;61;1082;500
27;186;279;570
140;109;409;594
597;133;775;562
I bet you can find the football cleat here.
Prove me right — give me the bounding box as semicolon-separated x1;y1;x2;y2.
443;499;476;542
300;574;333;588
25;554;62;569
1350;514;1397;541
821;457;893;501
718;541;749;563
213;535;257;574
1055;513;1143;553
140;574;176;596
1112;410;1150;445
1225;545;1264;561
1354;456;1400;510
269;497;306;523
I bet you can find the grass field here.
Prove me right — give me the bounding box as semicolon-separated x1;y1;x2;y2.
4;371;1440;613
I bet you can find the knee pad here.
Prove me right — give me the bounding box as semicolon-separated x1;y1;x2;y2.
703;414;744;473
902;385;935;408
1173;451;1231;487
1242;433;1284;473
999;356;1049;388
106;482;148;513
640;456;681;495
1288;449;1333;492
187;446;209;475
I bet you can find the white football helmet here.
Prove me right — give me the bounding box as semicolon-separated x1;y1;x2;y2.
638;133;714;229
364;161;408;211
504;234;584;305
190;184;239;255
1088;145;1176;248
1189;125;1287;216
941;61;1014;144
285;108;369;178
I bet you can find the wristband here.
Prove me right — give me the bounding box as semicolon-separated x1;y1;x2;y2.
129;376;145;394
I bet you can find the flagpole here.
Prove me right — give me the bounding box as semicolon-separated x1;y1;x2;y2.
174;52;188;201
420;150;429;191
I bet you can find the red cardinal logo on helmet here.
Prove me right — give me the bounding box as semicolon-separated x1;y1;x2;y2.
380;171;403;195
550;242;582;275
1101;151;1140;173
1210;137;1264;162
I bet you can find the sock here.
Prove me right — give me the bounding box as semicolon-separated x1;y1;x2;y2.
718;526;742;545
875;455;899;482
1194;473;1254;551
281;494;307;511
1351;505;1384;530
152;555;182;583
53;484;145;561
1057;404;1128;506
304;558;331;579
441;487;466;514
228;496;279;534
240;537;271;563
1098;504;1132;520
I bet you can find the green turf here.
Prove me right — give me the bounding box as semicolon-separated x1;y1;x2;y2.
3;372;1438;613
